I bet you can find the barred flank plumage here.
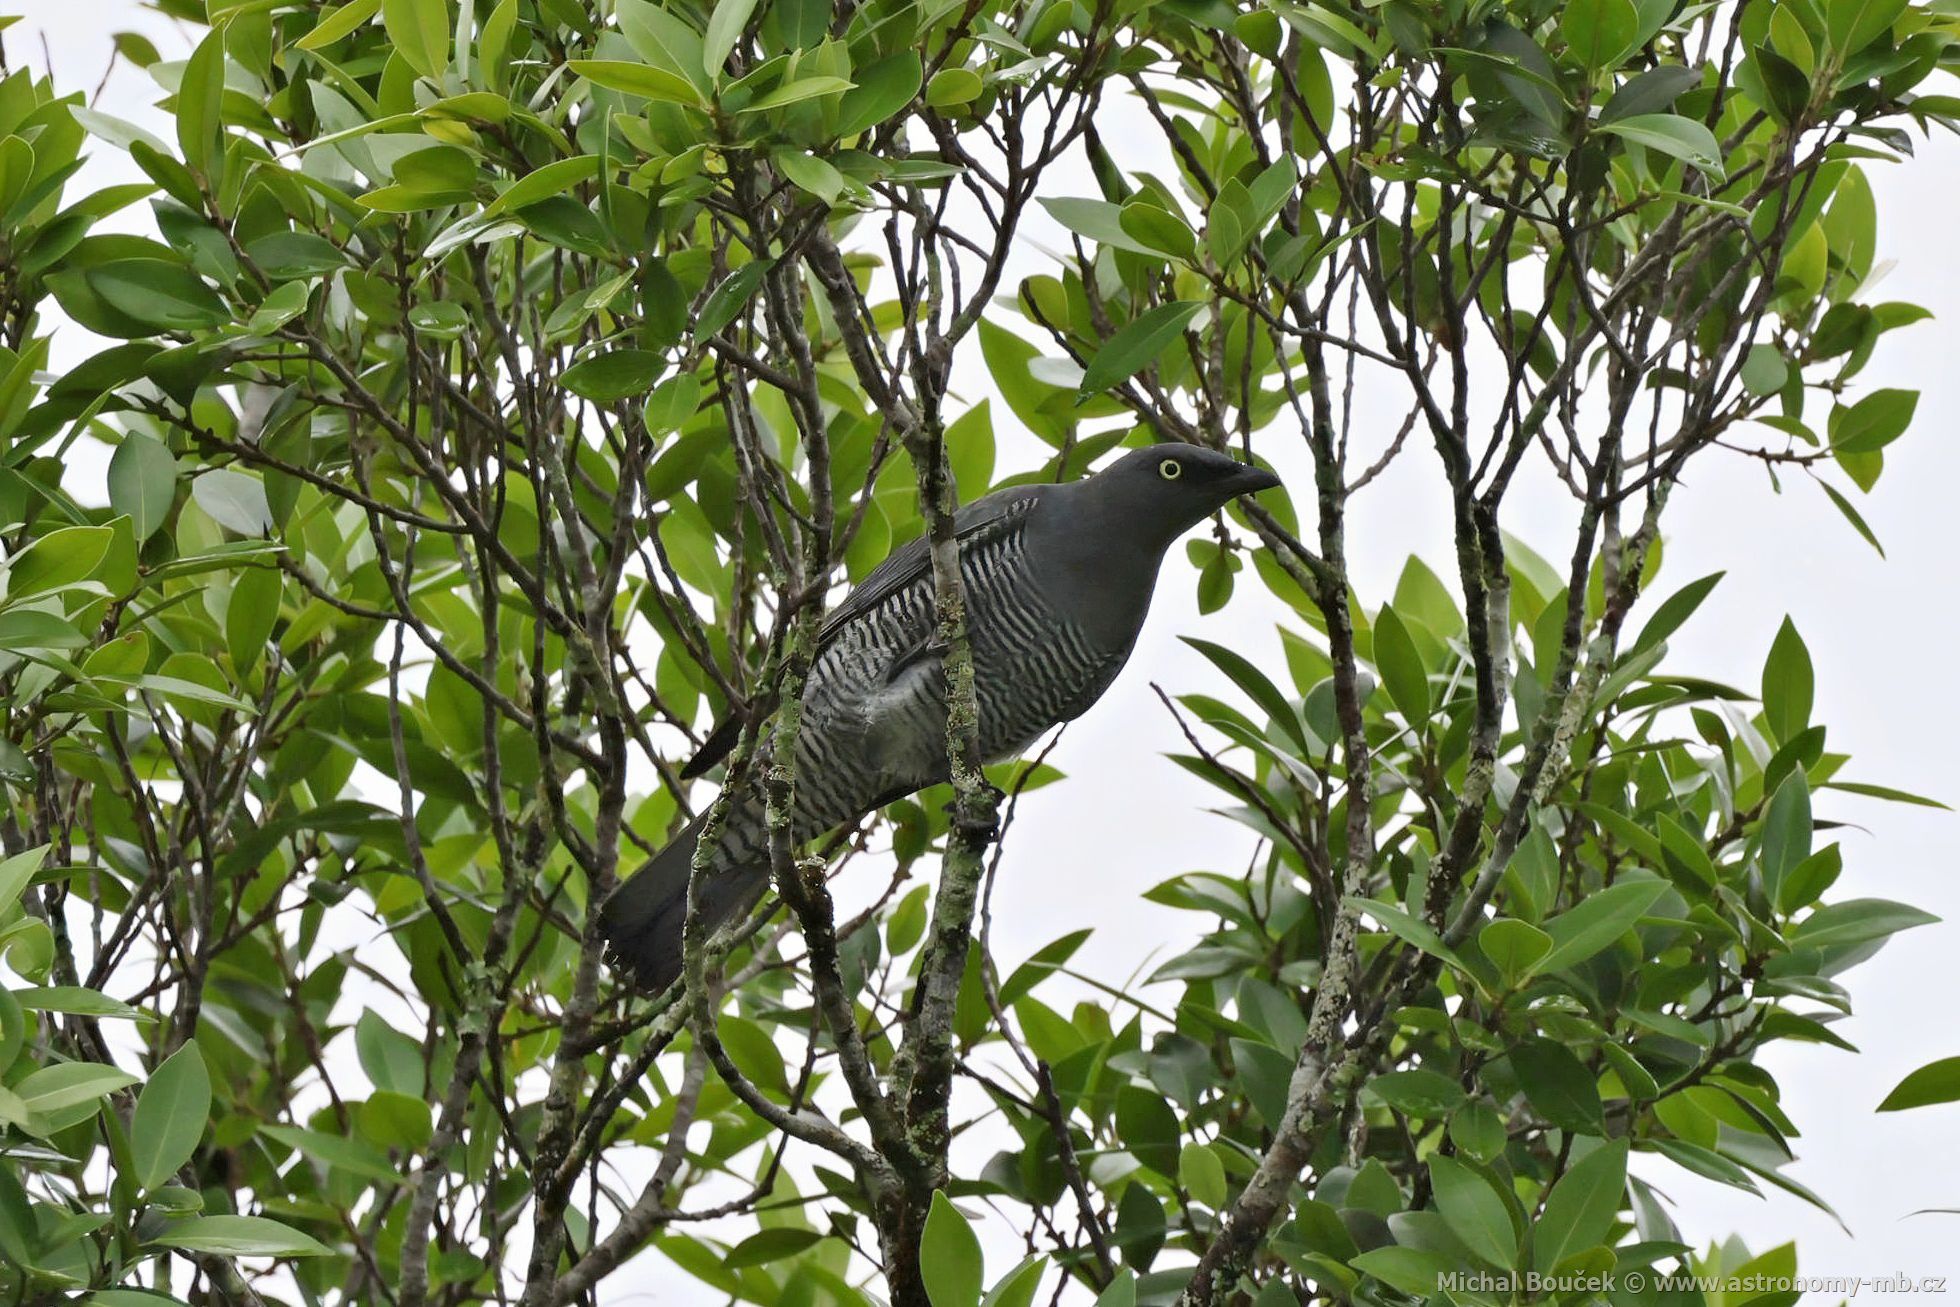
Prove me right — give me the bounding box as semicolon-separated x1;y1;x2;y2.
597;444;1283;993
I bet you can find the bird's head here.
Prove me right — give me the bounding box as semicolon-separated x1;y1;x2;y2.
1090;442;1282;543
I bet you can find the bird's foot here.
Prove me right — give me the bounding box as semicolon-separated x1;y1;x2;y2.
946;782;1007;845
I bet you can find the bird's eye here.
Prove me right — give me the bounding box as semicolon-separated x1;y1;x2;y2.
1159;458;1182;480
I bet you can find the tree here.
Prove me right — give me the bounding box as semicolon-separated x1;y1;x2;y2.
0;0;1949;1301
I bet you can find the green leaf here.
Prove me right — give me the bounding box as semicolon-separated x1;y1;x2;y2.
1761;773;1812;910
1372;605;1430;724
1878;1057;1960;1112
0;846;48;907
982;1257;1049;1307
177;28;226;185
1533;1139;1628;1270
1232;1038;1301;1126
616;0;709;92
1479;918;1553;983
562;349;665;403
1647;1138;1759;1193
925;68;983;108
1428;1155;1516;1268
0;610;85;650
226;566;282;676
1761;617;1814;746
359;1090;434;1150
1346;897;1471;974
1830;388;1917;454
87;261;229;332
1818;479;1885;556
695;261;771;339
725;1227;824;1267
257;1125;402;1185
1116;1084;1181;1178
1600;1042;1660;1100
1824;780;1947;809
837;54;923;136
1451;1103;1508;1161
1368;1069;1466;1117
149;1214;334;1257
16;1061;139;1116
356;1009;424;1094
1195;545;1236;614
775;150;845;204
11;986;154;1022
1753;43;1813;126
1740;344;1789;396
1119;202;1197;261
570;61;705;107
1079;301;1201;397
1089;1270;1137;1307
191;470;274;536
132;1043;210;1190
703;0;760;76
922;1191;984;1307
1509;1038;1605;1133
1791;897;1938;951
1599;65;1702;124
0;1160;34;1268
1632;571;1723;654
1560;0;1639;70
1778;843;1843;914
1178;1143;1228;1208
946;400;996;494
73;106;170;156
643;373;701;434
1351;1246;1458;1297
1537;878;1666;973
248;282;312;333
1594;113;1725;178
382;0;449;79
4;525;112;597
482;156;604;217
744;76;854;111
1181;636;1310;757
296;0;384;50
1039;197;1159;256
1826;0;1908;54
1654;814;1717;893
480;0;519;84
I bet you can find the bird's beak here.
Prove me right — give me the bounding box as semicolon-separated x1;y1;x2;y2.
1227;464;1282;496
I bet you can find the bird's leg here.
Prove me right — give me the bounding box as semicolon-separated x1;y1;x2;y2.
945;780;1006;844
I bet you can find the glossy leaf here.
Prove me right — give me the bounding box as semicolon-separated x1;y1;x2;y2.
922;1191;984;1307
1533;1139;1628;1271
150;1215;334;1257
132;1043;210;1190
1878;1057;1960;1112
1594;113;1725;176
1077;301;1203;397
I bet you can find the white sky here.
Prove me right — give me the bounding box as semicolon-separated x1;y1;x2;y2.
12;1;1960;1299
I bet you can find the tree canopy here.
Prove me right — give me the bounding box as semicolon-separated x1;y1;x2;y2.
0;0;1954;1303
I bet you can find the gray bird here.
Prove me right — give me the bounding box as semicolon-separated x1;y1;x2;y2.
598;442;1282;991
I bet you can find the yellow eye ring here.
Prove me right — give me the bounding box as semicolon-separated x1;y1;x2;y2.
1159;458;1182;480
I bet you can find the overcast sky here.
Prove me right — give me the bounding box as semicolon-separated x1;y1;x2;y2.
12;1;1960;1298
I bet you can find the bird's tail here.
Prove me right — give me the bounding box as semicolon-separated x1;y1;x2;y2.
595;811;771;994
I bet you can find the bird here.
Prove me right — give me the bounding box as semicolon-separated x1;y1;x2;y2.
597;441;1282;992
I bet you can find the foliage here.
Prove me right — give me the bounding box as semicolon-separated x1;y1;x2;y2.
0;0;1950;1302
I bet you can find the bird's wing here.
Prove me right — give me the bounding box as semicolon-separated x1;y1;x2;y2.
817;485;1044;646
676;486;1046;781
